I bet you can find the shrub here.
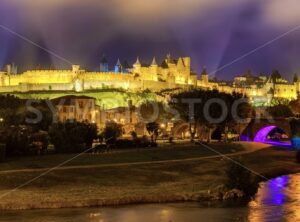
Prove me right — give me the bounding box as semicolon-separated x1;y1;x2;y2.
4;126;49;156
146;122;159;143
49;120;97;153
225;160;260;197
102;121;123;145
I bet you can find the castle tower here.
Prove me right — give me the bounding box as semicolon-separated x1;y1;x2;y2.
151;57;157;66
150;57;158;81
114;59;122;73
201;67;209;84
100;55;109;72
72;65;80;73
182;57;191;73
166;53;173;64
133;57;141;73
5;64;12;75
177;57;185;70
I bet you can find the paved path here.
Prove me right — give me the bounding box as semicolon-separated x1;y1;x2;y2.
0;142;272;175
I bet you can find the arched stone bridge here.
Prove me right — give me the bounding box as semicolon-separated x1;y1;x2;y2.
240;118;291;143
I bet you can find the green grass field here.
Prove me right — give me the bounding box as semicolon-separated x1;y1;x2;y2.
8;89;158;109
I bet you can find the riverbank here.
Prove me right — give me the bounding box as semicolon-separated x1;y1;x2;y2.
0;142;298;210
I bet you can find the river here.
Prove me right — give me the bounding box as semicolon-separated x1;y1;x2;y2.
0;174;299;222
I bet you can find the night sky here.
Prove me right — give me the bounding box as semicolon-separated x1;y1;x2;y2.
1;0;300;80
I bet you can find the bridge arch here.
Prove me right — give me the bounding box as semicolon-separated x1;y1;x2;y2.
253;125;289;143
241;119;291;145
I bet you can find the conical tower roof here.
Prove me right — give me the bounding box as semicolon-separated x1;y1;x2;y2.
151;57;157;65
134;57;141;65
116;58;122;66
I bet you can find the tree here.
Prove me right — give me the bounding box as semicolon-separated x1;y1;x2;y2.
270;97;290;106
170;89;252;142
102;121;123;145
290;97;300;115
266;104;294;118
138;101;172;124
5;126;49;156
49;120;98;153
146;122;159;143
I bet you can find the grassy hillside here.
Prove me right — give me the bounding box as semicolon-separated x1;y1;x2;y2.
6;89;158;109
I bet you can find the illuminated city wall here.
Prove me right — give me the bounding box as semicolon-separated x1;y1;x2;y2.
0;56;299;105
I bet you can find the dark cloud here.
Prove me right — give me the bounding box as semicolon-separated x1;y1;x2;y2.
0;0;300;80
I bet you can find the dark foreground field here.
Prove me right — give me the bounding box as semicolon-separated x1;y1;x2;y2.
0;142;297;210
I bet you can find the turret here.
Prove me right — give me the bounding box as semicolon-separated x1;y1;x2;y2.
182;57;191;68
114;59;122;73
177;57;185;69
150;57;158;81
133;57;141;73
72;65;80;73
201;67;209;84
100;55;109;72
151;57;157;66
5;64;12;75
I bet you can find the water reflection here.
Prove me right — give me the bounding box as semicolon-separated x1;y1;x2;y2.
248;175;300;222
1;174;300;222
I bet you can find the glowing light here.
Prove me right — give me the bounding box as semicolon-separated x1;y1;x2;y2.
291;137;300;150
254;125;292;147
254;125;277;143
240;135;251;142
267;176;289;205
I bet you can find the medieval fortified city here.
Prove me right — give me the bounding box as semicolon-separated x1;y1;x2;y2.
1;1;300;221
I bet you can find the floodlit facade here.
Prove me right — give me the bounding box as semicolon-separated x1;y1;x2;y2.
1;55;300;105
52;95;99;123
0;55;197;93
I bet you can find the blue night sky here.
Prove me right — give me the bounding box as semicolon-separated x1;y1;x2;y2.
0;0;300;80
